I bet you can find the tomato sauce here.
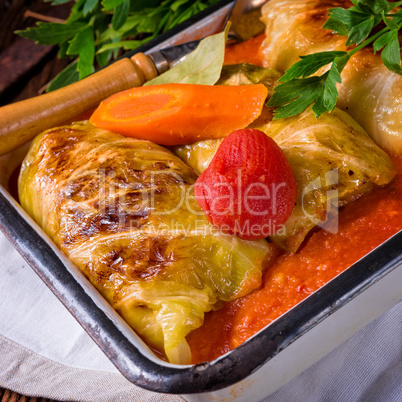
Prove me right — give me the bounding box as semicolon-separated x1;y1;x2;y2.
187;36;402;364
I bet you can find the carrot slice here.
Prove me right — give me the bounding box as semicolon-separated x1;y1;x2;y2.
89;83;268;145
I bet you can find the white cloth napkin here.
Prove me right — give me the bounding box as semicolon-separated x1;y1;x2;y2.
0;230;401;401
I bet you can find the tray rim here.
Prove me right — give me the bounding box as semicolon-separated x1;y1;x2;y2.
1;0;402;394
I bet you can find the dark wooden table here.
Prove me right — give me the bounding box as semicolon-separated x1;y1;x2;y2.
0;0;71;106
0;387;52;402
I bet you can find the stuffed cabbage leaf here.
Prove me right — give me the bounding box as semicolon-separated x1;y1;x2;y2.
259;0;402;154
174;107;396;252
18;121;274;364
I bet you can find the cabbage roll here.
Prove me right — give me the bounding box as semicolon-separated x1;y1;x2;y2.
174;107;396;252
260;0;351;73
260;0;402;154
18;121;274;364
336;49;402;155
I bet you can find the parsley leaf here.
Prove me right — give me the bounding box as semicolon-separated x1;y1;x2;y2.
346;16;376;45
46;61;79;92
67;26;95;79
279;51;348;81
83;0;99;17
268;58;344;119
323;7;368;36
111;0;130;30
381;29;402;74
318;61;343;113
16;21;87;45
268;77;324;118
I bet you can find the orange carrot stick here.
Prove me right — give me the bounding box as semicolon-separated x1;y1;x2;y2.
89;83;268;145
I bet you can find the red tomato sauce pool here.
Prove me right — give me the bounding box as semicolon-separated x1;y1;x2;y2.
187;36;402;364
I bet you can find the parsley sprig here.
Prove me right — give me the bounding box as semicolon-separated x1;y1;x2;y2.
16;0;220;91
267;0;402;119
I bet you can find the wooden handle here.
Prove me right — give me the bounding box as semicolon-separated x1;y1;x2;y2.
0;53;158;155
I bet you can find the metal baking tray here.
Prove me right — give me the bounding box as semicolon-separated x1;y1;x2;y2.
1;1;402;400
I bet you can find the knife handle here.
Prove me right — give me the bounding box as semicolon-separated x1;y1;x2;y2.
0;53;158;156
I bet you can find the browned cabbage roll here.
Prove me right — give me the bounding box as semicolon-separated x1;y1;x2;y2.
260;0;402;154
18;121;274;364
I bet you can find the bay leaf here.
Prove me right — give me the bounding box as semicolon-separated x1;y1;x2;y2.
144;24;229;86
